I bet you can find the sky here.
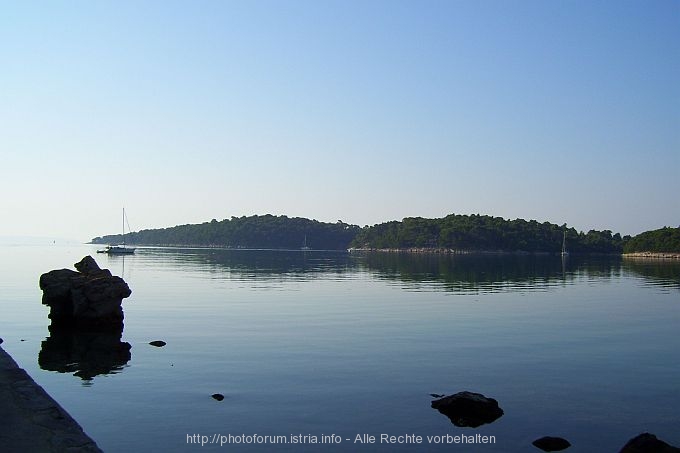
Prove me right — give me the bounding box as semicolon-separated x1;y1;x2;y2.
1;0;678;241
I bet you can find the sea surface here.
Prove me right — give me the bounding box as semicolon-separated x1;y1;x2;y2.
1;242;679;452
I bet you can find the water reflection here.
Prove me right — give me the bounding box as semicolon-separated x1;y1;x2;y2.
137;247;354;280
363;253;678;292
360;252;583;293
38;325;131;384
129;248;679;293
622;258;680;291
357;252;651;294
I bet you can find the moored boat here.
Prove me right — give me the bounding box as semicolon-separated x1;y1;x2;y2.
97;208;136;255
98;244;136;254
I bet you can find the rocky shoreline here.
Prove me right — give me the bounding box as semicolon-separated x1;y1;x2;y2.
623;252;680;260
350;247;609;256
0;344;101;452
351;247;680;259
349;247;550;255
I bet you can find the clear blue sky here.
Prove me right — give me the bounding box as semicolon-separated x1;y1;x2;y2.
1;0;678;241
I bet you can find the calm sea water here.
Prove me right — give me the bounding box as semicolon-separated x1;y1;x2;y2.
1;242;678;452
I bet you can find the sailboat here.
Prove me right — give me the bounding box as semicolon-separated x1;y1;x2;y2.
561;230;569;257
301;235;311;250
98;208;136;255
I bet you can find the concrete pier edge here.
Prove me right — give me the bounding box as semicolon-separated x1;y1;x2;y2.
0;344;102;452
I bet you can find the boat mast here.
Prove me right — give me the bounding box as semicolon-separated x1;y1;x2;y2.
122;207;126;247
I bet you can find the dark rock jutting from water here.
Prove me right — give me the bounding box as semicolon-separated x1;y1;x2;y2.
38;256;133;381
619;433;680;453
39;256;132;330
533;436;571;451
431;391;504;428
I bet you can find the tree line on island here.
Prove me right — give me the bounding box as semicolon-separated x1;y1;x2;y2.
352;214;625;253
621;226;680;254
90;213;680;254
93;215;360;251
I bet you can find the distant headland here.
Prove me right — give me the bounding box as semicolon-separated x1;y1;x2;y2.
90;213;680;256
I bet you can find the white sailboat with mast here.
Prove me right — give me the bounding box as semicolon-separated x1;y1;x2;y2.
99;208;136;255
561;229;569;257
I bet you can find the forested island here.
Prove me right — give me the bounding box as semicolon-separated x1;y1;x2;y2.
92;215;360;250
90;213;679;255
622;226;680;255
351;214;627;253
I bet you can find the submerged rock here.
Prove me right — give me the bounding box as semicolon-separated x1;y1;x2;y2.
619;433;680;453
431;391;504;428
212;393;225;401
40;256;131;330
533;436;571;451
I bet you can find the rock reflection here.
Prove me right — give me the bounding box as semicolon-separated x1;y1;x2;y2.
39;325;131;382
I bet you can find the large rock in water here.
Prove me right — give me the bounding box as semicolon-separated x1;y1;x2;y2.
39;256;131;329
431;391;504;428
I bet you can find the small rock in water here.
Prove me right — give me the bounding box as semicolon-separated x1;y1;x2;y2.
0;338;3;345
430;393;445;398
212;393;225;401
431;391;504;428
533;436;571;451
149;340;166;347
